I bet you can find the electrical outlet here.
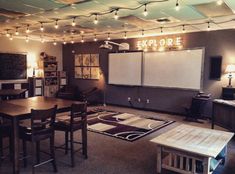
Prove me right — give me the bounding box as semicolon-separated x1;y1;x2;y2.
138;98;141;102
128;97;131;101
146;99;150;103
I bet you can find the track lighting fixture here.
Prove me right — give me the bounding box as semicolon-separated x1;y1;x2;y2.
72;17;76;26
40;22;44;32
94;14;98;24
114;9;119;20
175;0;180;11
54;20;59;29
143;4;148;16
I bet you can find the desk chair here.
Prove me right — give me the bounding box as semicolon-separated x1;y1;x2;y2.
184;97;210;122
19;106;57;174
54;103;87;167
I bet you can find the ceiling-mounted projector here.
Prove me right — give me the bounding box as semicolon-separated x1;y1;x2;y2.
99;41;130;50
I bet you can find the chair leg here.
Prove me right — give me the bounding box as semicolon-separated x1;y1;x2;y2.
31;142;36;174
82;122;88;159
36;142;40;164
22;140;27;168
0;133;3;158
70;131;75;167
65;131;68;155
50;136;57;172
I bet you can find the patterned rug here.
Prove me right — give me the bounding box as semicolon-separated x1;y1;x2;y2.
87;110;174;142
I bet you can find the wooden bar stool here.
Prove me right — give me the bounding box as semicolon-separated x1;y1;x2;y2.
54;103;87;167
19;105;58;174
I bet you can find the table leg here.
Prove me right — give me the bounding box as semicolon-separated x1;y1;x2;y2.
157;146;162;174
211;103;215;129
203;157;210;174
12;117;19;174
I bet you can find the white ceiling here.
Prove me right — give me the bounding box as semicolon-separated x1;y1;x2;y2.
0;0;235;43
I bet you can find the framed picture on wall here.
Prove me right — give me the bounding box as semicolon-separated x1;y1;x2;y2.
74;53;100;80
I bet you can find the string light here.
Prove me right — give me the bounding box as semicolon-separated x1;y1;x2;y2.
26;24;30;33
94;34;97;42
40;22;44;32
94;14;98;24
54;19;59;29
81;35;84;43
9;34;13;40
216;0;223;5
107;33;111;40
143;4;148;16
175;0;180;11
25;35;29;43
5;30;10;37
114;9;119;20
72;17;76;26
15;27;19;35
53;40;57;45
124;31;127;39
207;22;211;31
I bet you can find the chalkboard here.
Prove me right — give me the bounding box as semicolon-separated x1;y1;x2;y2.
0;53;27;80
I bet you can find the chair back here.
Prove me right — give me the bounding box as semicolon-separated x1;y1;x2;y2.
70;103;87;130
31;105;57;141
190;97;209;117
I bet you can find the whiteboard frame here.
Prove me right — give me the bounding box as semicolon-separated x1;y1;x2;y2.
108;51;143;86
142;47;205;91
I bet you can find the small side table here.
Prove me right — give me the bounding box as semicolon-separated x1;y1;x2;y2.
222;87;235;100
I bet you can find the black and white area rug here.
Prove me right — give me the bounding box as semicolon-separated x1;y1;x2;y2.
87;110;174;142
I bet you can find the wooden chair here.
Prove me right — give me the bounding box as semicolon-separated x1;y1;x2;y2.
54;103;87;167
19;105;57;173
0;117;12;163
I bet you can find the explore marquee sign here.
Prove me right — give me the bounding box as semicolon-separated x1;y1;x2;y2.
136;36;183;51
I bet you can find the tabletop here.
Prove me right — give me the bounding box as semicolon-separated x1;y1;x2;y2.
0;96;79;118
150;124;234;158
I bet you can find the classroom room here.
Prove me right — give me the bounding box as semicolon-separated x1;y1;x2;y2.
0;0;235;174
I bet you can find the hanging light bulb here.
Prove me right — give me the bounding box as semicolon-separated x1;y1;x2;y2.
54;19;59;29
71;37;74;44
25;35;29;43
182;25;186;33
114;9;119;20
26;24;30;33
207;22;211;31
143;4;148;16
81;35;84;43
107;33;111;40
72;17;76;26
15;27;19;35
216;0;223;5
40;22;44;32
53;40;57;45
160;27;163;33
175;0;180;11
141;29;144;36
9;34;13;40
41;37;44;43
124;31;127;39
94;14;98;24
94;34;97;42
63;38;67;45
5;30;10;37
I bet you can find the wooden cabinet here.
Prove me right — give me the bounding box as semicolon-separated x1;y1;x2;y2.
28;77;44;97
43;57;59;97
213;100;235;132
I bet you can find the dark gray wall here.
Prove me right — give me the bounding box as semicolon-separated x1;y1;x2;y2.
63;29;235;115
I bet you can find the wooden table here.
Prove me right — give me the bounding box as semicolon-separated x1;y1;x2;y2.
0;89;27;100
0;96;85;174
150;124;234;174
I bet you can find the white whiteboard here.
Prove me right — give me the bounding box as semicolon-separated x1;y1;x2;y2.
108;52;142;86
143;49;204;90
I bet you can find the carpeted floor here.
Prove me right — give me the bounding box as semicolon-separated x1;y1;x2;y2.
0;105;235;174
